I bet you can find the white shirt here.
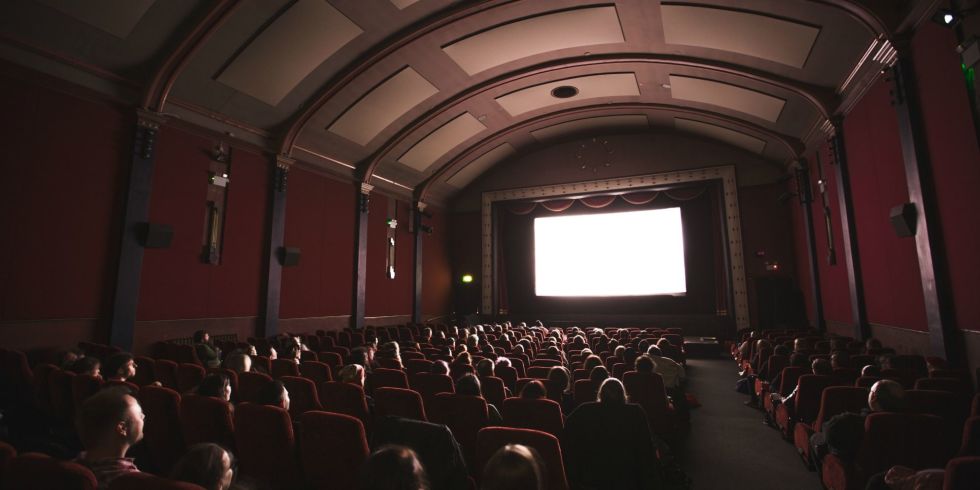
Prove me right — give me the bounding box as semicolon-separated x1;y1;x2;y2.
650;354;685;389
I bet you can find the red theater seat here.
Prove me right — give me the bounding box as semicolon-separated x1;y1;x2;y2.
573;379;599;407
775;374;838;439
179;394;235;450
280;376;322;419
108;472;205;489
479;376;507;409
237;371;272;404
317;352;344;372
176;363;206;394
270;359;300;379
944;456;980;490
429;393;490;470
153;360;179;390
370;368;409;393
375;387;427;421
623;371;676;437
793;386;869;467
299;360;332;386
320;381;371;430
0;440;15;485
138;385;185;474
31;363;57;415
71;374;103;410
409;373;454;413
234;403;302;490
206;367;239;402
961;416;980;457
476;427;569;490
501;397;564;439
4;452;97;490
133;356;157;387
300;411;369;490
495;365;518;393
48;368;76;424
405;359;433;377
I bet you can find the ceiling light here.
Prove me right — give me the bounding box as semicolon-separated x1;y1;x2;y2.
932;8;961;27
550;86;579;99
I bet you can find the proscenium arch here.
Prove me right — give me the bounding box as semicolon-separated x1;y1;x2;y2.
276;0;888;157
357;54;833;185
414;102;804;203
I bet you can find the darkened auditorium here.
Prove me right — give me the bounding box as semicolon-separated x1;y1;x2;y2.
0;1;978;489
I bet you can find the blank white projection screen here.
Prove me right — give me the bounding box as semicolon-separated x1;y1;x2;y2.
534;208;687;296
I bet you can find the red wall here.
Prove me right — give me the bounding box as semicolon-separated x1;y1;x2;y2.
136;128;268;320
809;144;853;326
279;167;355;318
789;179;815;325
365;194;414;317
912;22;980;332
421;206;453;319
450;211;483;316
0;65;127;347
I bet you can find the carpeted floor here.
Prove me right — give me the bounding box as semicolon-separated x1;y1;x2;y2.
674;358;823;490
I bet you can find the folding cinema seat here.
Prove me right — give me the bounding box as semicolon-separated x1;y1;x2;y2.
172;344;201;366
623;371;676;437
279;375;322;419
429;393;490;470
375;387;427;421
153;359;179;390
107;472;205;489
3;452;97;490
972;393;979;417
450;363;475;380
337;331;352;347
501;397;564;439
944;456;980;490
48;368;76;424
138;385;185;475
476;427;569;490
179;394;236;450
317;351;344;372
410;373;455;413
350;331;365;347
612;363;628;380
402;351;425;362
299;351;317;362
775;374;839;439
890;354;928;378
572;368;589;381
31;363;57;415
270;359;300;379
495;365;518;392
320;381;372;430
573;379;599;408
0;349;33;404
71;374;103;411
544;379;567;406
132;356;156;387
855;375;881;389
916;376;974;399
793;386;869;468
479;376;508;409
764;366;806;413
300;360;332;385
531;359;561;368
405;359;433;377
906;389;970;459
755;355;788;397
880;368;917;389
527;366;551;379
176;363;206;393
234;403;303;490
0;440;15;485
832;367;860;387
821;413;945;490
370;368;409;393
236;371;271;404
300;411;369;490
961;416;980;457
250;355;271;374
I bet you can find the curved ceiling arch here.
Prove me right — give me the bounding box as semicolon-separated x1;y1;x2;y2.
353;53;836;183
413;102;803;203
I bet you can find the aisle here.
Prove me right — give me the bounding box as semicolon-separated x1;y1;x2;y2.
674;358;823;490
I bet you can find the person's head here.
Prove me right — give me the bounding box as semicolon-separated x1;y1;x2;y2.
547;366;571;393
338;364;366;387
597;377;627;405
225;351;251;374
76;387;144;452
811;358;833;376
359;445;430;490
196;374;232;402
104;352;136;381
59;348;83;369
861;364;881;377
520;380;547;400
421;328;432;341
646;345;663;357
789;353;808;368
455;374;482;397
455;352;472;366
589;365;609;384
830;352;849;369
280;341;300;362
350;347;370;367
773;345;791;357
865;337;882;351
481;444;545;490
257;380;289;410
583;355;602;372
171;443;235;490
869;380;905;412
431;360;450;376
71;357;102;377
495;357;512;369
476;358;495;378
635;355;656;374
194;330;209;344
613;345;626;358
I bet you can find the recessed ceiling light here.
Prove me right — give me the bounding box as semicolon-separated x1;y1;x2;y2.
551;85;579;99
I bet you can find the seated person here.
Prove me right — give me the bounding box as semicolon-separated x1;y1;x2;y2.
810;379;906;468
170;443;236;490
771;358;834;410
547;366;575;414
359;445;431;490
70;357;102;378
455;374;503;425
223;350;251;374
103;353;159;387
58;348;85;370
482;444;545;490
196;374;232;404
519;380;547;400
338;364;375;413
74;387;144;489
193;330;221;368
431;360;450;376
257;380;290;411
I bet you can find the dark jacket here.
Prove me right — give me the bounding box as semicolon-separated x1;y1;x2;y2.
371;416;469;490
563;402;661;490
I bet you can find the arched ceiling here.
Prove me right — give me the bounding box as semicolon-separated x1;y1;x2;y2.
0;0;938;204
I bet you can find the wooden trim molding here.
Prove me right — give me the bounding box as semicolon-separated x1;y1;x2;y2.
480;165;749;329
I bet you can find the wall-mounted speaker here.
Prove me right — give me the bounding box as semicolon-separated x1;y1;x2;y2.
279;247;301;266
889;202;917;237
137;223;173;248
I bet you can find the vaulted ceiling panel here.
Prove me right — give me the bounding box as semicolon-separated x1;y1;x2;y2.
447;143;516;188
674;117;766;154
531;114;649;142
661;4;819;69
496;72;640;117
217;0;362;106
390;0;419;10
34;0;155;38
442;6;625;76
668;75;786;122
329;67;439;146
398;112;487;172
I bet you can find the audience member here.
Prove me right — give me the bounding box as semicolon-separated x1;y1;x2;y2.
547;366;575;414
481;444;545;490
358;445;430;490
224;351;251;374
475;359;495;378
634;354;656;374
170;443;236;490
74;387;144;489
589;365;609;385
193;330;221;368
431;360;450;376
519;380;547;400
58;348;84;370
103;353;138;383
257;380;290;411
810;379;907;468
196;373;232;403
70;357;102;377
455;374;503;425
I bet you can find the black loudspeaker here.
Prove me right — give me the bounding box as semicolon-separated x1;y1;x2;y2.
137;223;173;248
889;202;917;237
279;247;301;266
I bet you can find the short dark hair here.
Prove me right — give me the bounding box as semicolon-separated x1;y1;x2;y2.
171;443;234;489
520;380;547;400
812;358;833;376
431;360;450;375
70;356;101;375
634;355;655;373
359;445;430;490
104;352;134;379
583;355;603;372
547;366;571;392
76;386;134;448
455;374;482;397
257;380;287;407
196;373;230;398
193;330;208;343
481;444;545;490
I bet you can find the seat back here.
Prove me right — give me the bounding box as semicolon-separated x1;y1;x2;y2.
623;371;673;435
172;344;200;366
480;376;507;409
501;398;564;439
71;374;104;410
176;363;206;393
270;359;300;379
405;359;434;378
300;411;369;490
133;356;157;387
31;363;58;414
832;367;860;386
429;393;489;468
890;355;927;378
280;376;322;419
107;472;205;489
476;427;569;490
375;387;427;421
153;360;179;390
907;389;971;458
916;377;974;398
319;381;371;429
945;456;980;490
495;365;518;393
573;379;599;407
794;375;839;424
316;352;344;372
370;368;409;393
814;387;869;432
178;394;235;450
409;373;454;413
450;363;475;380
528;366;551;379
4;453;97;490
855;375;881;388
856;413;946;478
138;385;185;474
776;366;806;395
48;368;76;423
237;371;272;404
961;416;980;457
234;403;302;490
